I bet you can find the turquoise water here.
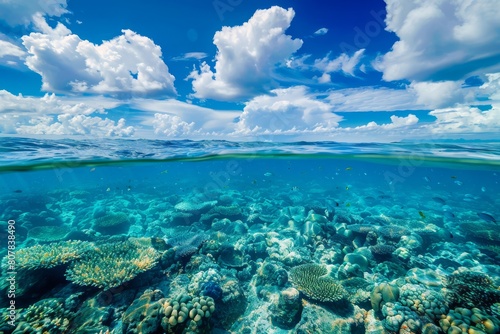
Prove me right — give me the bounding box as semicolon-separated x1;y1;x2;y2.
0;138;499;333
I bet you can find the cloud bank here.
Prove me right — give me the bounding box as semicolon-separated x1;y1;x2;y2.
236;86;341;134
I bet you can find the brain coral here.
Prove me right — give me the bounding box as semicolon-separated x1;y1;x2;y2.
65;240;160;290
289;263;347;303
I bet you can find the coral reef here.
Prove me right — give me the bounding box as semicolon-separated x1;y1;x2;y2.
460;221;500;244
398;283;448;320
270;287;303;329
439;307;500;334
65;240;160;290
174;200;217;213
160;294;215;333
289;263;347;303
27;225;71;242
2;240;93;270
445;270;500;308
93;212;130;234
370;282;399;314
12;298;75;334
165;232;209;261
122;289;164;334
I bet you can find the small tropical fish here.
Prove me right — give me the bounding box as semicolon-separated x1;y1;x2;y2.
477;212;497;223
451;176;457;179
346;203;351;207
345;186;349;190
291;186;299;191
454;180;463;186
13;189;22;193
106;187;111;192
418;211;426;219
345;167;352;171
264;172;273;177
424;176;431;182
443;211;455;219
481;187;486;192
90;167;96;172
160;170;169;174
432;197;446;205
335;202;339;207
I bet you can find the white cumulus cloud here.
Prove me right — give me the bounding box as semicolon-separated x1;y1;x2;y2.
0;0;68;27
152;114;195;137
22;17;176;98
0;90;132;137
0;89;102;115
235;86;341;134
376;0;500;82
131;98;240;137
15;114;135;137
409;80;471;108
354;114;419;130
188;6;303;101
480;72;500;101
427;105;500;134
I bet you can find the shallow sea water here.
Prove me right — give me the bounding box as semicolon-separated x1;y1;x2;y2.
0;138;499;333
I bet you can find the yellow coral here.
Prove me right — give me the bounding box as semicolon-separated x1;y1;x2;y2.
1;240;94;271
65;240;160;290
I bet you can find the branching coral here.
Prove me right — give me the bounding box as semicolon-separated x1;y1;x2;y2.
2;240;94;271
13;298;75;333
445;270;500;308
65;240;160;290
289;263;347;303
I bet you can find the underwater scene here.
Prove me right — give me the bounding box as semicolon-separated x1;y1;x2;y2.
0;138;499;334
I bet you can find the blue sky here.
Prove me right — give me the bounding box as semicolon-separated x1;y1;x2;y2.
0;0;499;141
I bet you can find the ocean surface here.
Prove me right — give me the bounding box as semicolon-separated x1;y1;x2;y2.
0;137;499;333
